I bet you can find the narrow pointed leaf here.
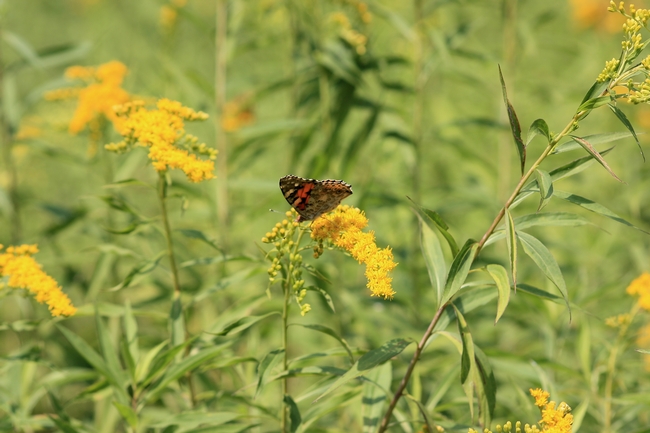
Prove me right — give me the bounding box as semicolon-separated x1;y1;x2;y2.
514;212;593;229
361;362;391;433
499;65;526;174
504;209;517;291
123;300;139;379
441;240;478;305
314;338;413;402
306;286;336;313
580;80;610;105
113;401;138;430
608;103;644;160
486;264;510;323
213;312;280;336
454;305;475;384
577;95;611;112
284;395;302;433
555;190;648;233
170;293;184;349
255;349;284;398
474;346;496;426
534;169;553;211
553;132;632;154
409;197;459;256
570;136;623;182
517;231;570;314
419;217;447;300
95;308;127;391
292;324;353;363
526;118;551;145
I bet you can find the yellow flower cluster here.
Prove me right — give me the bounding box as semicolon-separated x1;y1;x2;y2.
106;99;216;182
530;388;573;433
605;313;632;328
0;245;76;317
597;58;621;82
160;0;187;31
45;61;130;136
626;272;650;310
311;205;397;299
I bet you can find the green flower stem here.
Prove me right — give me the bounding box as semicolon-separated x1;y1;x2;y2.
603;303;640;432
379;110;587;432
158;173;181;295
280;226;306;433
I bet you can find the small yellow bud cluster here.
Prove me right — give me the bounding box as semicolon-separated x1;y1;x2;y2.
329;9;369;55
605;313;632;328
181;134;218;160
597;58;620;82
262;210;311;315
628;78;650;103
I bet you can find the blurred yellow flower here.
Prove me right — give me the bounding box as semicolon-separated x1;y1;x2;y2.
0;244;76;317
571;0;626;33
45;61;131;136
221;97;255;132
626;272;650;310
311;205;397;299
106;99;216;182
637;323;650;371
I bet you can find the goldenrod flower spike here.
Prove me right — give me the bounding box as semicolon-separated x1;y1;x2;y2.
107;98;215;182
311;205;397;299
0;245;76;317
46;60;130;136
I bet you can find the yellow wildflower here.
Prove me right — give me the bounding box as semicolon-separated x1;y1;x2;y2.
626;272;650;310
46;61;130;136
311;205;397;299
0;245;76;317
530;388;573;433
107;99;215;182
605;313;632;328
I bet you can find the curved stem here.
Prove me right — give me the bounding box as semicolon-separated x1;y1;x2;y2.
379;111;584;431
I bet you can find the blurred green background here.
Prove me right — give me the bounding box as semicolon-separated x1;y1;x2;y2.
1;0;650;431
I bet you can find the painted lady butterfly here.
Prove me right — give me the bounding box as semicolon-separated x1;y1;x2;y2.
279;175;353;222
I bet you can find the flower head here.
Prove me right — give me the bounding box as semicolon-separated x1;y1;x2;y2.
46;61;130;137
106;99;216;182
221;97;255;132
626;272;650;310
0;245;76;317
311;205;397;299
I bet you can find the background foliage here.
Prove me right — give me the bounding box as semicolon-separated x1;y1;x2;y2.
1;0;650;432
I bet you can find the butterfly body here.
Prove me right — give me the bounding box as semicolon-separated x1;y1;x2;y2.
279;175;353;222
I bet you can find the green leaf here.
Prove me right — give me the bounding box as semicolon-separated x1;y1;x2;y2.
441;240;478;305
57;326;129;402
504;209;517;290
608;104;644;161
95;309;127;398
170;293;185;349
486;264;510;323
526;118;551;145
553;132;632;154
314;338;413;403
577;95;612;112
342;106;381;176
255;349;284;398
419;216;447;300
499;65;526;174
383;130;415;146
291;324;353;364
146;344;231;402
515;212;593;230
111;251;166;291
517;231;570;314
141;339;197;388
212;312;280;336
178;229;222;252
409;197;459;256
306;286;336;313
454;306;475;384
580;79;610;105
134;341;168;383
474;345;496;426
534;169;553;211
517;284;563;303
3;31;42;68
284;395;302;433
361;362;391;433
149;412;240;429
570;136;623;182
122;300;139;379
113;401;138;430
555;190;648;234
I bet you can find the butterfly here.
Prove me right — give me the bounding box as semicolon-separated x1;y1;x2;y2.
279;175;353;222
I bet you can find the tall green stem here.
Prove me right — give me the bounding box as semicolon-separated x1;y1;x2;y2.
378;111;583;432
215;0;229;246
158;174;181;295
280;227;305;433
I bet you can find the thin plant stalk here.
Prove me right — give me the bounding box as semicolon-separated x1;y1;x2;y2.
603;303;640;432
280;227;306;433
215;0;229;245
158;173;182;295
378;107;591;432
